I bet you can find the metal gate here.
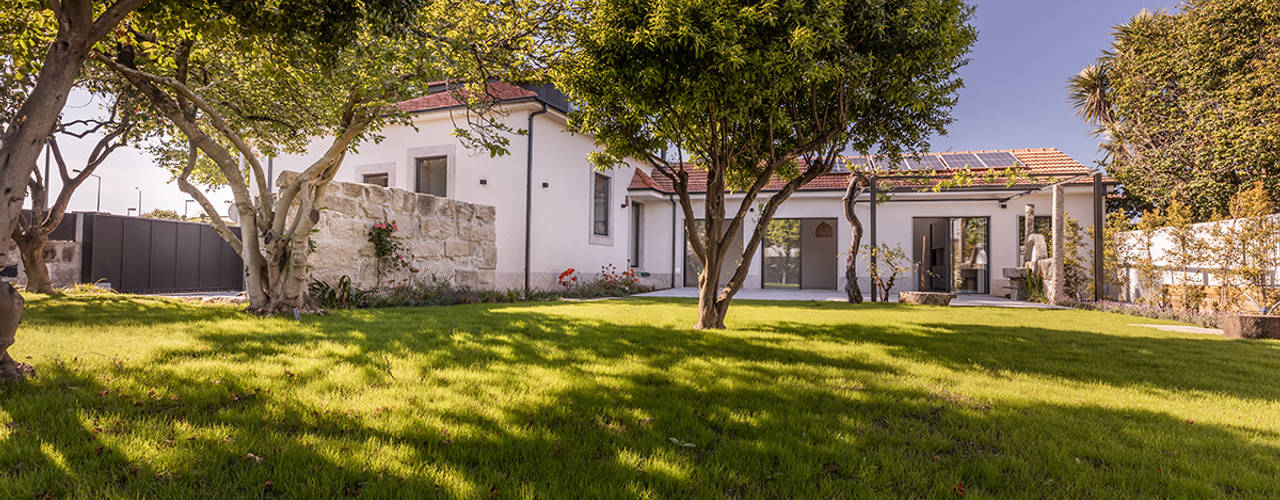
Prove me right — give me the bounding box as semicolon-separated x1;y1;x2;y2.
80;213;244;293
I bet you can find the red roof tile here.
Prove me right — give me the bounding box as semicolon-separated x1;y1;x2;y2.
395;82;537;114
628;148;1108;194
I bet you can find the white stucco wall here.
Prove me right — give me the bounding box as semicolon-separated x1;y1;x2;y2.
635;185;1098;296
271;103;640;290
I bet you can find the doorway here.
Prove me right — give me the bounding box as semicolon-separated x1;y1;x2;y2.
912;217;989;294
762;218;838;290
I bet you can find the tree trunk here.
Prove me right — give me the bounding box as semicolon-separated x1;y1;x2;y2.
0;283;27;382
695;270;727;329
0;27;96;380
15;233;53;294
842;173;867;303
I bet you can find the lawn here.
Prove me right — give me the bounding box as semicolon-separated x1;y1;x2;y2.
2;293;1279;498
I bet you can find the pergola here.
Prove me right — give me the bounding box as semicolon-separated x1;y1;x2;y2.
861;171;1114;302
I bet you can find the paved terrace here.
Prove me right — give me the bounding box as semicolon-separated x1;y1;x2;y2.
636;287;1066;309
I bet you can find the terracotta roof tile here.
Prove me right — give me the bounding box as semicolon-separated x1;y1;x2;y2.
395;82;537;114
629;148;1109;194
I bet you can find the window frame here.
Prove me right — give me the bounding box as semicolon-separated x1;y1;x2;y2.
630;201;644;267
590;172;612;243
414;155;449;197
361;172;389;187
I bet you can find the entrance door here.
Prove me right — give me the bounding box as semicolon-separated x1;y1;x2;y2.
762;218;838;290
925;219;950;291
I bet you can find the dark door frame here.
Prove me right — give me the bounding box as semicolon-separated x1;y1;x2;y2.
911;215;992;294
759;217;838;290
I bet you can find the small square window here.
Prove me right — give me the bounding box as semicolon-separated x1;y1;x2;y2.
361;173;389;187
415;156;447;197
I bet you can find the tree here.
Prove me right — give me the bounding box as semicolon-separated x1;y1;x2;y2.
557;0;975;328
1069;1;1280;219
0;0;147;381
95;0;568;313
13;94;135;293
1209;183;1280;314
140;209;182;220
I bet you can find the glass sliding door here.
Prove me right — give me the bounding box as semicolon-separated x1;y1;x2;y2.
763;219;801;288
951;217;989;294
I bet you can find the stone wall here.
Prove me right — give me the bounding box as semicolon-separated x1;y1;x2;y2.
1;240;81;288
282;173;496;290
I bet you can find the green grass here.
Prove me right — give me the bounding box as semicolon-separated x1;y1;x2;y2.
2;293;1279;498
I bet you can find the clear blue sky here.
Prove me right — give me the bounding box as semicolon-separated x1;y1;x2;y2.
49;0;1181;215
926;0;1180;168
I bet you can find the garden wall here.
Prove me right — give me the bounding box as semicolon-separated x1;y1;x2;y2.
280;173;497;290
1;240;81;288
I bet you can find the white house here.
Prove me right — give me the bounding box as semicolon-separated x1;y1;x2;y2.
273;83;1112;297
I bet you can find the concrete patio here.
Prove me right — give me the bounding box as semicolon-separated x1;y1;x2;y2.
635;287;1067;309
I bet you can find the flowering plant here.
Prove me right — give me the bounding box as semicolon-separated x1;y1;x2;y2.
368;221;409;282
368;221;400;258
557;268;579;287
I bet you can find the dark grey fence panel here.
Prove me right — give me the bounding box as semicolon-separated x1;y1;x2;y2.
80;213;243;293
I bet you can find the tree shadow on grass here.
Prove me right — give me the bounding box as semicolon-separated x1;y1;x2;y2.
3;353;1277;497
20;293;240;328
759;318;1280;401
4;299;1280;497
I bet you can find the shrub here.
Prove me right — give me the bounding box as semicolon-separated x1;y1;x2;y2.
309;275;372;309
558;264;642;298
1062;299;1223;329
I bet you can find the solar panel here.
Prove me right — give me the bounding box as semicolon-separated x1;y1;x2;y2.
938;153;984;169
975;152;1018;167
902;154;946;171
834;156;870;173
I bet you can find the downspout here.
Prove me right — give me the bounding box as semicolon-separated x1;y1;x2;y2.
670;193;677;289
524;103;548;296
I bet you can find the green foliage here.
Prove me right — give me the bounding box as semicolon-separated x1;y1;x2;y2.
139;209;182;221
861;243;914;300
308;275;372;309
1071;0;1280;218
559;0;976;174
1209;182;1280;314
1024;269;1048;304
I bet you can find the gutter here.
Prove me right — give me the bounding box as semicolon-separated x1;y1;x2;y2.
524;103;548;295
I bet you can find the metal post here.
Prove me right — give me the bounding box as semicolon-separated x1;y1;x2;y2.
94;175;101;212
1093;173;1105;301
869;175;878;302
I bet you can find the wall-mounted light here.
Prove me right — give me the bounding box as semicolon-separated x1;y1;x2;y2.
621;196;629;209
999;203;1008;209
479;178;488;185
541;182;549;188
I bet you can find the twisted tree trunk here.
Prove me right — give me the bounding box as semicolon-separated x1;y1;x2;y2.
15;233;53;294
842;172;868;303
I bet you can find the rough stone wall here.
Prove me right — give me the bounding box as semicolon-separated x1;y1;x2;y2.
1;240;81;288
282;173;496;290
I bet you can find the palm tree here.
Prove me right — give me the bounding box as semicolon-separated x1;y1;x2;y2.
1068;62;1114;128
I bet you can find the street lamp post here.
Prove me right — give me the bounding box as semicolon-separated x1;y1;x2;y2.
72;169;102;212
134;186;142;216
184;199;195;219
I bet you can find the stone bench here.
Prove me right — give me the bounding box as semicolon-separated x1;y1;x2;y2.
898;291;956;306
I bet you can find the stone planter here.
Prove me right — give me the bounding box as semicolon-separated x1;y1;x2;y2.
1222;314;1280;339
898;291;956;306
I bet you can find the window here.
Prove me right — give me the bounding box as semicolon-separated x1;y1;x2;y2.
361;173;389;187
592;173;610;236
630;202;644;267
415;156;447;197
